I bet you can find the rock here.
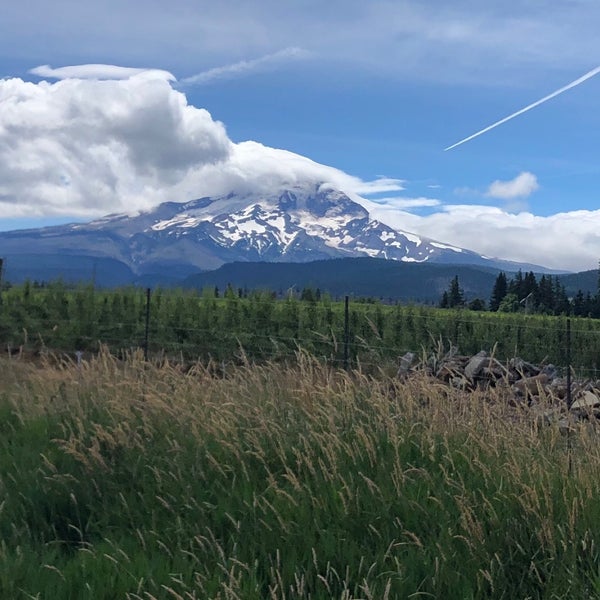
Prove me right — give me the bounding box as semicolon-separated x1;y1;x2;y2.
465;351;489;380
570;391;600;411
490;358;508;375
512;373;549;396
540;364;558;380
397;352;415;377
394;344;600;436
482;358;508;383
510;357;540;376
549;378;567;399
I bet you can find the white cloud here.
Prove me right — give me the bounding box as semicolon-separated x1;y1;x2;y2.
168;141;404;201
30;64;175;81
366;197;441;209
486;172;539;200
0;72;401;219
0;74;231;216
181;47;310;86
363;200;600;271
349;179;406;195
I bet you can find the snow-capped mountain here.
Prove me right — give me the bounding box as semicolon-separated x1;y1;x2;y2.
134;185;474;266
0;183;546;283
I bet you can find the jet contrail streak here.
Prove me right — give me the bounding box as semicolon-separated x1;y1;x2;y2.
444;65;600;151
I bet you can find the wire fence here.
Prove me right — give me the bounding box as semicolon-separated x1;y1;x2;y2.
1;286;600;377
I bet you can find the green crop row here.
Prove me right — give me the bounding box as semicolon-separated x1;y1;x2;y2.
1;281;599;372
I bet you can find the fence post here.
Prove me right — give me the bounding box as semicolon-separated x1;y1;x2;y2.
144;287;151;361
343;295;350;370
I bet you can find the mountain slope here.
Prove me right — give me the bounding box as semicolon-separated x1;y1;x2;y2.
183;257;502;302
0;183;554;284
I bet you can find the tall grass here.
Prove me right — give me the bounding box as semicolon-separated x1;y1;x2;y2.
1;351;600;598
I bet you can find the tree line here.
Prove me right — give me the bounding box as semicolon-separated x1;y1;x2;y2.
441;269;600;317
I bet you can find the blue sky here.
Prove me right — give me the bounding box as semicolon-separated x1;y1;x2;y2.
0;0;599;271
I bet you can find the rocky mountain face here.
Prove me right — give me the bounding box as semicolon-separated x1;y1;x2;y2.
0;184;547;283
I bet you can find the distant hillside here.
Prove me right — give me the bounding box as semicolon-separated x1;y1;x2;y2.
2;254;135;287
2;254;595;304
559;269;599;296
1;254;199;288
183;258;503;302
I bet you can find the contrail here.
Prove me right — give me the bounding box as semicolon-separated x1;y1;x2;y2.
180;47;309;86
444;65;600;151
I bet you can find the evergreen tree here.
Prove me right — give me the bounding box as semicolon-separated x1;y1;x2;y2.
489;272;508;311
441;276;464;308
553;277;570;314
522;271;538;303
508;270;524;299
439;291;449;308
572;290;586;316
537;275;554;314
450;276;464;308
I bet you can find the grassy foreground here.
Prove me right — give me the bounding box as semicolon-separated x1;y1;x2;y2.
1;352;600;599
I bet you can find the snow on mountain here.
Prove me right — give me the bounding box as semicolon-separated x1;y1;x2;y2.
133;184;471;265
0;183;540;277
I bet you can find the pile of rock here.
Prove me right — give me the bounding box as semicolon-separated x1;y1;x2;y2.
397;348;600;428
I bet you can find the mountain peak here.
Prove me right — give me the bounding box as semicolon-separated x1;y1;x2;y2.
0;184;552;280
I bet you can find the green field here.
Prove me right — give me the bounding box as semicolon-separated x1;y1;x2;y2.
2;352;600;598
1;282;600;374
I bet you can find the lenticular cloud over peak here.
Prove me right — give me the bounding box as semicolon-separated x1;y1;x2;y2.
0;69;403;219
29;64;176;81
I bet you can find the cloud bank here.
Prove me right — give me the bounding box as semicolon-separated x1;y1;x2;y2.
0;74;231;217
0;68;598;272
362;200;600;272
0;72;401;219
